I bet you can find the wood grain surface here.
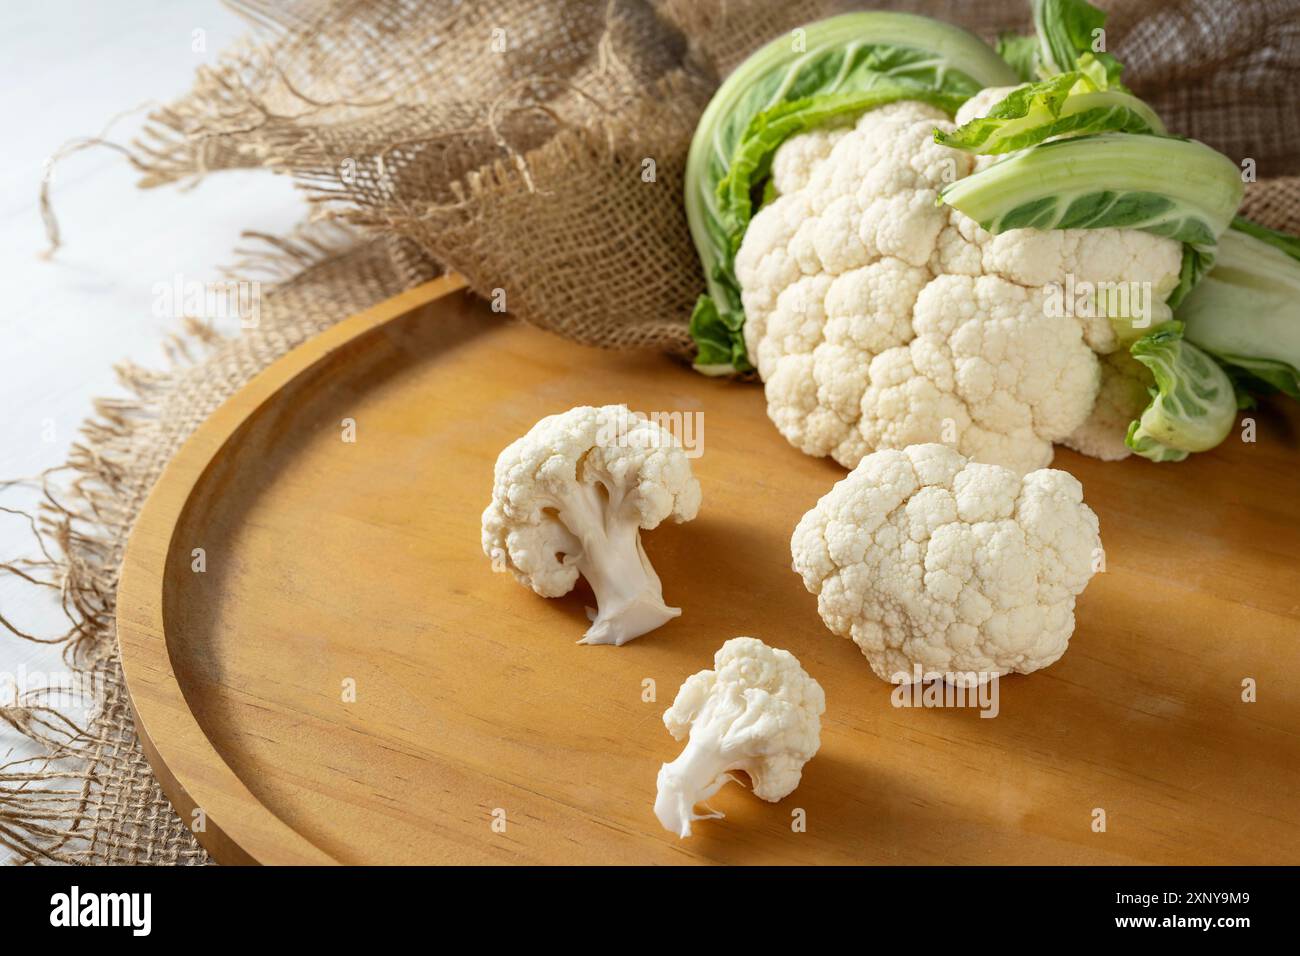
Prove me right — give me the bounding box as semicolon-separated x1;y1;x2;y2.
117;277;1300;865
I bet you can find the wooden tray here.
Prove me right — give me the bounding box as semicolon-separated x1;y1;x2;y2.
117;276;1300;865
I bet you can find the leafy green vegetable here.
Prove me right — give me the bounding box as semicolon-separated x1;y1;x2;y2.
1073;51;1122;91
996;31;1040;83
1227;216;1300;259
684;12;1017;373
1125;322;1237;462
996;2;1126;87
1178;219;1300;399
938;133;1240;242
1032;0;1125;88
935;71;1164;154
939;132;1244;325
688;295;746;376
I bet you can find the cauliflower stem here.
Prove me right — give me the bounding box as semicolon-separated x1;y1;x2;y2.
654;737;737;839
553;479;681;646
1179;220;1300;399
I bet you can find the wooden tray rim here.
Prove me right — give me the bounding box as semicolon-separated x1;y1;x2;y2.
117;274;470;865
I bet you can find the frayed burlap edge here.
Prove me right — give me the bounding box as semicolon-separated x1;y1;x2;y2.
0;330;225;865
0;225;433;864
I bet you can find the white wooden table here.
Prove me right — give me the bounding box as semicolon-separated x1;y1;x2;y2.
0;0;306;864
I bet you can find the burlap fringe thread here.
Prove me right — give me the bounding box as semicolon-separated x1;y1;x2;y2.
0;331;220;864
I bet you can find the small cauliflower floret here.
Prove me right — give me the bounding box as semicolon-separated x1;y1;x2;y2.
735;97;1183;474
791;444;1101;684
482;404;701;646
654;637;825;838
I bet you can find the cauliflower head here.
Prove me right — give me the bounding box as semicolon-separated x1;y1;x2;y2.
482;404;701;646
736;93;1182;474
655;636;825;838
791;444;1101;684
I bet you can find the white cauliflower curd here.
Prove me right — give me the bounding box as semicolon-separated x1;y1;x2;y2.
482;405;701;646
736;92;1183;474
791;443;1101;684
655;637;824;838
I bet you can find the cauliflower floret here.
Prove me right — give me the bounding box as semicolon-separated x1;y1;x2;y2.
482;404;701;646
736;99;1183;473
978;229;1183;353
770;125;849;194
654;637;825;838
791;444;1101;683
1063;350;1154;460
857;273;1100;475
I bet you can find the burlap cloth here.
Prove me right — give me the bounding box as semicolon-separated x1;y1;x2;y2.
2;0;1297;864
